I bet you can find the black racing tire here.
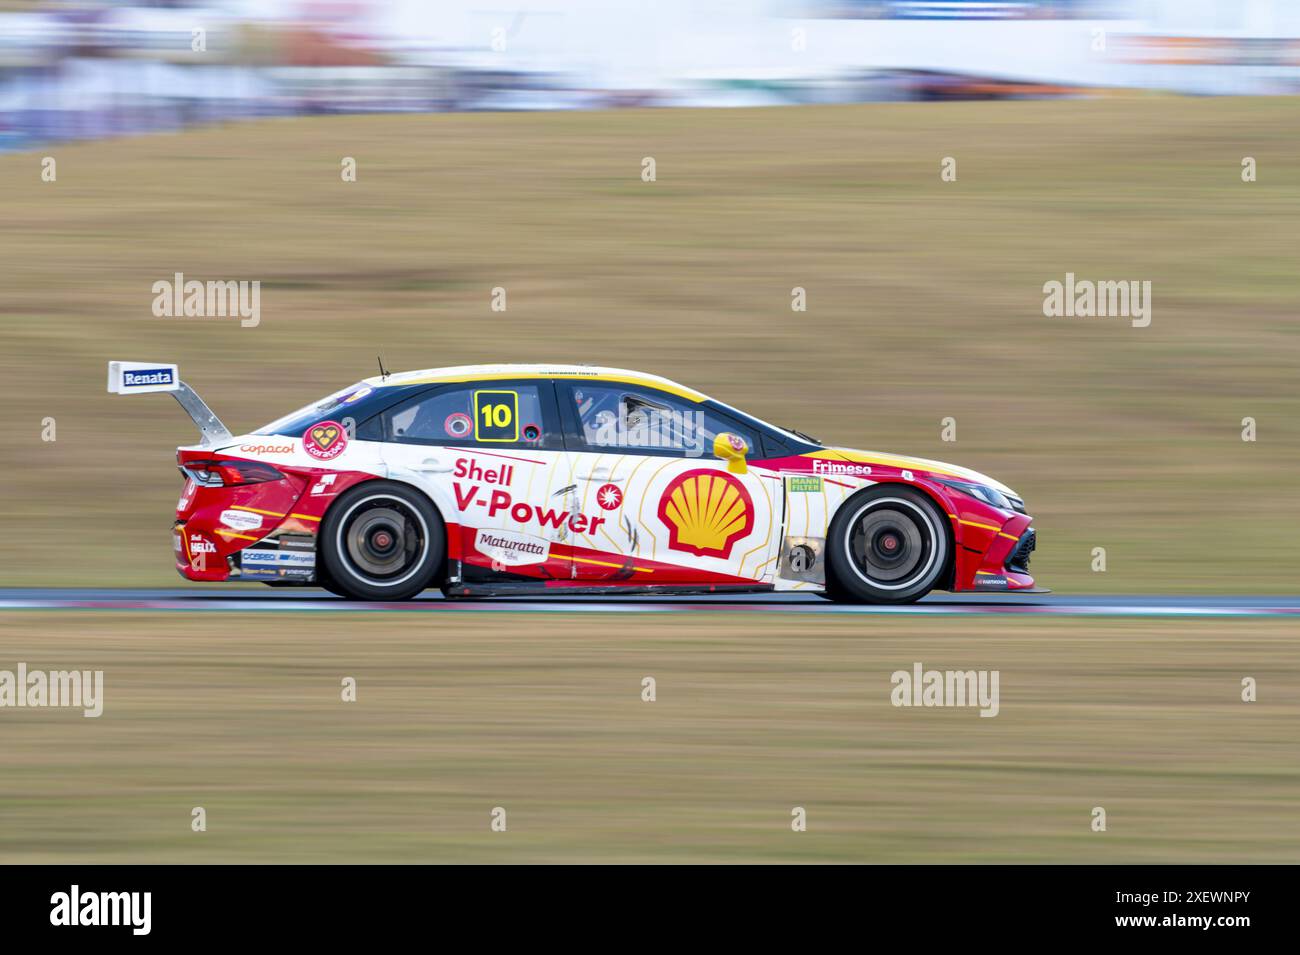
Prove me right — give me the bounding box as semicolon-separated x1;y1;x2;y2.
825;486;950;604
318;480;445;601
312;562;351;598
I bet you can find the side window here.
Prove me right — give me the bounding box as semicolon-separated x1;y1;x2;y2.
384;383;557;448
563;383;755;458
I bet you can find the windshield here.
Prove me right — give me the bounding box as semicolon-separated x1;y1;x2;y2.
255;382;373;435
709;398;822;449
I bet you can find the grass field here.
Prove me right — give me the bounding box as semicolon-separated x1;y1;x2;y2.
0;612;1295;863
2;98;1299;591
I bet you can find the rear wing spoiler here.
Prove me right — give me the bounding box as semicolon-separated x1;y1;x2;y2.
107;361;233;447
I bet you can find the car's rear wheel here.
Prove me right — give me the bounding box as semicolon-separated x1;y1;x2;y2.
825;486;949;604
312;563;350;598
319;481;445;601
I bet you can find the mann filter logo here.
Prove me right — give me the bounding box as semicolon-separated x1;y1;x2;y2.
303;420;347;461
475;529;550;567
658;469;753;559
788;476;822;493
122;368;174;388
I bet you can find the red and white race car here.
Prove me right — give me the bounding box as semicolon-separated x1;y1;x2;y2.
109;361;1040;602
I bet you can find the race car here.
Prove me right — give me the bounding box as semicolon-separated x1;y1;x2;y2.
108;360;1040;602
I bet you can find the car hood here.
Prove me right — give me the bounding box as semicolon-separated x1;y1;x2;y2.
812;447;1016;496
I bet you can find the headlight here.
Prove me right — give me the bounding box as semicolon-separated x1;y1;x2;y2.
938;479;1019;512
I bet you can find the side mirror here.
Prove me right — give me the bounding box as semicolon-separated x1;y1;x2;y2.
713;432;749;474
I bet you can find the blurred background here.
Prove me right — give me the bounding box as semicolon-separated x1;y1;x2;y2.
1;1;1298;592
2;2;1299;865
6;0;1300;150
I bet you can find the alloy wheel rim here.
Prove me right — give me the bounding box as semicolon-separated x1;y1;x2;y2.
848;505;932;585
343;502;425;581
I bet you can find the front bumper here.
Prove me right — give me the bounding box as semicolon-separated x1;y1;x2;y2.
946;501;1038;593
1006;527;1036;574
969;526;1037;592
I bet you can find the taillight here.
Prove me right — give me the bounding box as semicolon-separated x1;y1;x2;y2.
179;459;285;487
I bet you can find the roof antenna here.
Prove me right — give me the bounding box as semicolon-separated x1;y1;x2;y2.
377;355;389;381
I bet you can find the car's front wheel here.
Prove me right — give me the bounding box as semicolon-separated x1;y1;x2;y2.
318;481;445;601
825;486;949;604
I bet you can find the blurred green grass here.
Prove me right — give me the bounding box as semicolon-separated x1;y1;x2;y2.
0;612;1295;863
2;99;1298;590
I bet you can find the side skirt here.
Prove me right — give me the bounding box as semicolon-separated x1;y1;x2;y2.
442;582;777;599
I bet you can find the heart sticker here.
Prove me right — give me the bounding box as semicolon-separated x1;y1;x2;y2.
304;420;348;460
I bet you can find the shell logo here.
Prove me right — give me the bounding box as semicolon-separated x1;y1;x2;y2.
658;469;754;559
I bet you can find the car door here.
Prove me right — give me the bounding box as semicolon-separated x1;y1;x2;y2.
555;380;781;586
376;380;574;583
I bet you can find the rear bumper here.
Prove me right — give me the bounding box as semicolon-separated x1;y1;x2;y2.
174;521;231;581
175;520;318;583
173;454;318;583
171;455;382;584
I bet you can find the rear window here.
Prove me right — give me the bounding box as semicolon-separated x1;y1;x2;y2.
255;383;374;436
256;382;429;438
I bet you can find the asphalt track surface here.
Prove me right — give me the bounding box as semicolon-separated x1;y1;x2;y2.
1;589;1298;617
